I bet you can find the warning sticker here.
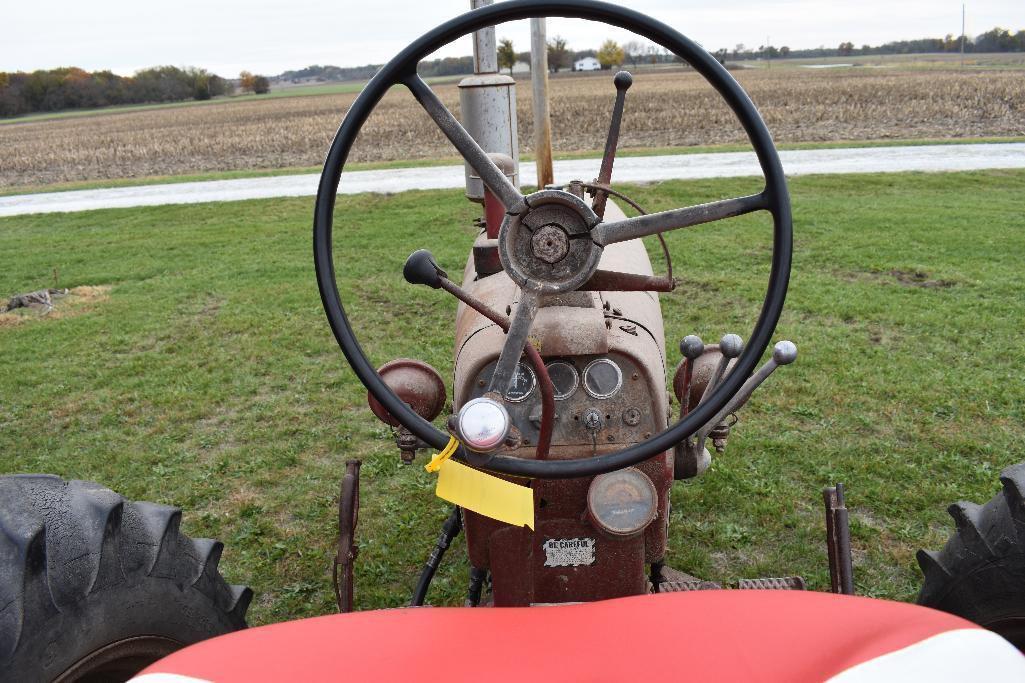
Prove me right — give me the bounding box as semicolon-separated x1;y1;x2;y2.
542;538;596;567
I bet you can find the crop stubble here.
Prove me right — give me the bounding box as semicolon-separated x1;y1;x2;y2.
1;68;1023;188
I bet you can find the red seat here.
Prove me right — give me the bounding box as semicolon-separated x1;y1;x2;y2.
134;590;1024;682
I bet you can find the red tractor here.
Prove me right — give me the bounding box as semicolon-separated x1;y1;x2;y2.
3;1;1025;681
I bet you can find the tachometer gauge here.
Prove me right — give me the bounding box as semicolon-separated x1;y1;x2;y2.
501;362;536;402
582;358;623;399
545;361;579;401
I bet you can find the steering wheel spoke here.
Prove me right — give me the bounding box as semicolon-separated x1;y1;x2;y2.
487;288;541;397
591;192;768;247
403;74;523;212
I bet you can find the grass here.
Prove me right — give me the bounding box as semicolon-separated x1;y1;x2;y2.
2;169;1024;625
2;135;1022;198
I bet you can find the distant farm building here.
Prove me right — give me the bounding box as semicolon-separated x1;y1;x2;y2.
573;56;601;71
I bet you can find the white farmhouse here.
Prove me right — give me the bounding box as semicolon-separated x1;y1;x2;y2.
573;56;601;71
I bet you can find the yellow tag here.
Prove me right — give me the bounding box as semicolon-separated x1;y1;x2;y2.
436;460;534;530
424;436;459;473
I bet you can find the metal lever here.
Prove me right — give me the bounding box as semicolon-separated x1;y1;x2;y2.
591;71;633;219
698;334;744;407
824;483;855;595
677;335;705;418
696;340;798;443
333;459;361;613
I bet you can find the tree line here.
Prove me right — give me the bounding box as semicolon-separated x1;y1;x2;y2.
0;66;274;118
719;26;1024;62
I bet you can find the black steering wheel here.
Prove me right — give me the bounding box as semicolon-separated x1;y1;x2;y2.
314;0;792;480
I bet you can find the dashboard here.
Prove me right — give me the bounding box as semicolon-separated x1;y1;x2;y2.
466;351;663;450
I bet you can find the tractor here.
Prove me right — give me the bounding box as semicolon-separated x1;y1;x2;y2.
3;1;1025;681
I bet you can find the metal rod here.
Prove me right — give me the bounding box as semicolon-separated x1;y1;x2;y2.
823;484;855;595
530;17;554;188
333;459;361;613
471;0;498;74
961;4;966;69
579;269;675;292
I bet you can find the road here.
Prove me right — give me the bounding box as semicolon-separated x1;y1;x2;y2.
2;143;1023;217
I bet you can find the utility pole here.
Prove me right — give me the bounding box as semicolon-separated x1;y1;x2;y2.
960;4;966;69
530;17;554;188
766;36;771;69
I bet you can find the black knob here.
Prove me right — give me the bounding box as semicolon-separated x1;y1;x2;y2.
613;70;633;91
403;249;447;289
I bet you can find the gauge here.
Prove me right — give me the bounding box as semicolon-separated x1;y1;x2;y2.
545;361;579;401
484;361;536;402
582;358;623;399
504;362;536;402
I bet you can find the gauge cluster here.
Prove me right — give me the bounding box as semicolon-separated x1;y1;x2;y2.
468;352;660;449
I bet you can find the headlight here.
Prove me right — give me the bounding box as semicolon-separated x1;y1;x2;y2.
582;358;623;399
457;397;510;452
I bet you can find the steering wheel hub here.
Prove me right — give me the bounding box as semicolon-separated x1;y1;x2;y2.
499;189;602;294
531;225;570;264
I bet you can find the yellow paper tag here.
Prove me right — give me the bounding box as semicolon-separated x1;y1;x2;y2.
436;459;534;530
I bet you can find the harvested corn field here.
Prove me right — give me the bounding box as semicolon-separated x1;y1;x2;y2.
2;67;1023;188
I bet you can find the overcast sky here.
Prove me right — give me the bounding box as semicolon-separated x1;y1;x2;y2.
3;1;1022;76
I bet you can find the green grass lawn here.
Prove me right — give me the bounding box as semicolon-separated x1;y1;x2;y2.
2;170;1024;625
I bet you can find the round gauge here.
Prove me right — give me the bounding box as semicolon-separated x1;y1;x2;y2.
582;358;623;399
587;467;658;537
496;361;536;402
545;361;579;401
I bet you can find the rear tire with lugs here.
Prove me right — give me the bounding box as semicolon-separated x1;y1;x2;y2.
917;463;1025;650
0;475;252;682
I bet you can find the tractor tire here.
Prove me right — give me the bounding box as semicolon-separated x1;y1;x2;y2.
0;475;252;682
917;462;1025;650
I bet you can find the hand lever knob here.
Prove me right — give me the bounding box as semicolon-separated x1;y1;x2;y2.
403;249;447;289
719;333;744;358
699;333;744;406
613;70;633;92
680;334;705;360
772;340;798;365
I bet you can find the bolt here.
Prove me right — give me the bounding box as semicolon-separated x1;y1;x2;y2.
531;225;570;264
